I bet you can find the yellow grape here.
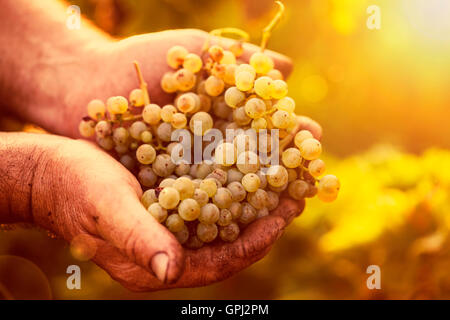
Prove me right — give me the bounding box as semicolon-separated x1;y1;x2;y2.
161;72;178;93
308;159;326;177
161;104;177;122
159;187;181;209
167;45;188;69
229;41;244;57
142;104;161;125
235;64;256;78
87;99;105;120
106;96;128;115
214;142;237;166
79;119;95;137
317;174;340;202
299;138;322;160
251;118;267;132
129;88;145;107
241;173;261;192
244;98;266;119
275;97;295;113
177;93;199;113
294;130;314;148
171;113;187;129
136;144;156;165
267;69;283;80
254;76;274;99
189;111;213;135
249;52;274;74
235;71;254;91
174;68;196;91
183;53;203;73
282;148;302;168
223;64;237;85
205;75;225;97
271;110;291;129
224;86;245;108
271;80;288;99
208;45;224;62
220;50;236;65
266;165;288;187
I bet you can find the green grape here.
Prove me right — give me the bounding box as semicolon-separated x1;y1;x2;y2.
129;121;147;140
257;207;269;219
152;154;176;177
120;154;135;171
272;80;288;99
220;50;236;65
256;170;267;189
227;168;244;184
206;169;228;186
213;187;233;209
199;203;220;224
249;52;274;74
254;76;274;99
173;177;195;200
251;118;267;132
177;92;199;113
129;88;145;107
138;167;157;188
241;173;261;192
195;162;214;179
141;189;157;209
174;68;196;91
183;53;203;73
229;202;242;220
193;188;209;207
317;174;340;202
245;98;266;119
197;223;218;243
167;45;188;69
282;148;302;168
189;111;213;136
235;63;256;78
299;138;322;160
142;104;162;125
208;45;224;62
217;209;233;226
113;127;129;145
247;189;269;210
271;110;291;129
288;179;309;200
171;113;187;129
294;130;314;148
106;96;128;115
214;142;237;166
267;69;283;81
266;191;280;211
161;72;178;93
223;64;237;85
287;168;298;182
159;187;180;210
266;165;288;187
95;120;112;138
159;178;175;188
175;162;190;176
235;71;254;91
308;159;326;177
166;214;185;232
136;144;156;165
233;106;252;126
219;222;240;242
275;97;295;113
227;181;247;202
148;203;168;223
200;178;218;197
239;203;257;225
224;87;245;108
161;105;177;123
236;151;260;174
79;119;95;137
140;130;153;143
178;198;200;221
205;75;225;97
174;225;189;244
87;99;105;120
96;136;114;151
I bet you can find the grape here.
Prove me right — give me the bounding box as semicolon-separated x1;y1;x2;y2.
213;187;233;209
233;106;252;126
174;225;189;244
200;178;218;197
214;142;236;166
294;130;314;148
258;133;272;153
129;88;145;107
218;209;233;226
116;143;130;155
245;98;266;119
178;198;201;221
308;159;326;177
247;189;269;210
254;76;274;99
229;41;243;57
288;179;309;200
220;50;236;65
299;138;322;160
193;188;209;207
257;207;269;219
195;162;214;179
223;64;237;85
205;75;225;97
317;174;340;202
198;94;212;112
241;173;261;193
174;68;196;91
227;168;244;184
113;127;129;145
236;151;260;174
234;134;257;155
140;130;152;143
235;64;256;78
185;235;204;249
267;69;283;81
129;141;138;150
271;110;291;129
79;119;95;137
272;80;288;99
129;121;147;140
212;96;232;119
177;92;199;113
96;136;114;150
239;203;257;225
269;182;288;193
183;53;203;73
189;111;213;136
224;87;245;108
197;223;218;243
287;168;298;182
275;96;295;113
256;170;267;189
167;45;188;69
249;52;274;74
161;105;177;123
141;189;157;209
155;122;171;142
138;167;157;187
211;63;226;79
166;214;185;232
148;203;168;223
229;202;242;220
219;222;240;242
95;120;112;138
305;184;318;198
266;165;288;187
235;71;254;91
282;148;302;168
171;113;187;129
266;191;280;211
199;203;220;224
206;168;228;185
152;154;176;177
161;72;178;93
106;96;128;114
175;162;190;176
159;178;176;188
87;99;106;120
251;118;267;132
208;45;224;62
136;144;156;165
142;104;162;125
173;177;195;200
159;187;180;209
192;179;202;188
227;181;247;202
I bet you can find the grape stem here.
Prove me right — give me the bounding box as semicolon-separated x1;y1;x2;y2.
260;1;285;51
279;115;302;151
133;61;151;105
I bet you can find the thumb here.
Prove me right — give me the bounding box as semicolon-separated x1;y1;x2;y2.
91;188;185;284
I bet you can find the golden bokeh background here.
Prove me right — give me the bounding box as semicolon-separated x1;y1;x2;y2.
1;0;450;299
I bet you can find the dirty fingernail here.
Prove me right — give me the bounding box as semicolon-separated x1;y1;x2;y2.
150;252;169;283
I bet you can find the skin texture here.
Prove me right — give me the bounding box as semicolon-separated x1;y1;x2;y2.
0;0;322;291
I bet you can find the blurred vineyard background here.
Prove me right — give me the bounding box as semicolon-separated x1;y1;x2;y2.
1;0;450;299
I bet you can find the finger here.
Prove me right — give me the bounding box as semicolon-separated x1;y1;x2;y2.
90;188;185;284
297;115;322;141
270;197;305;226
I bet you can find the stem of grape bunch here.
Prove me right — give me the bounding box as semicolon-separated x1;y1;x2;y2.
260;1;285;51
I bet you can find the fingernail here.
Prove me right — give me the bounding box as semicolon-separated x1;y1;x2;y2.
150;252;169;283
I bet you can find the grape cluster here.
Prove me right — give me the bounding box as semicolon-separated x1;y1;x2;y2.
78;28;340;248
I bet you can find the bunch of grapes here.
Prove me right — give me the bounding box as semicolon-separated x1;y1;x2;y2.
78;2;340;248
